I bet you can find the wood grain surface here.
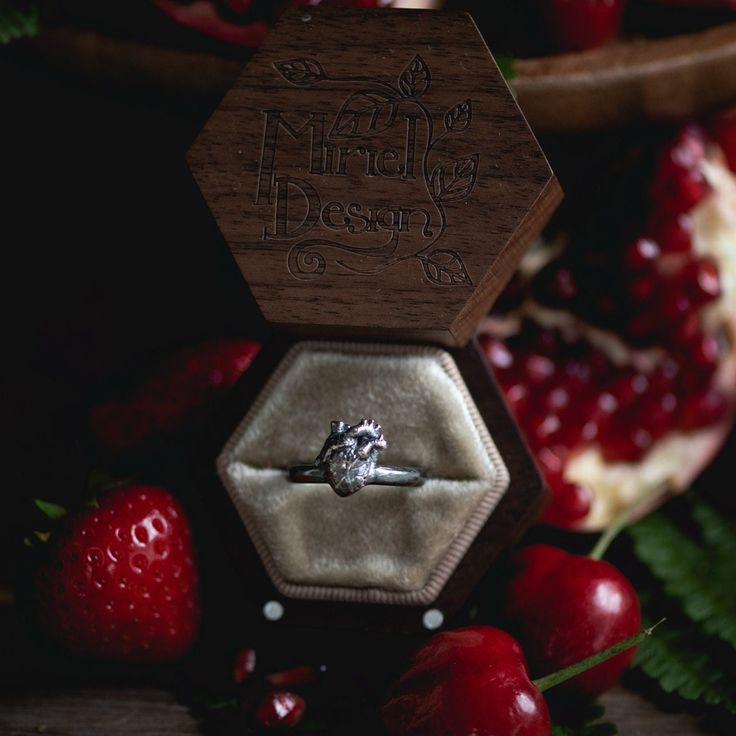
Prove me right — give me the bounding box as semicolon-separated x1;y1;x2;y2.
187;7;561;347
0;686;703;735
514;21;736;133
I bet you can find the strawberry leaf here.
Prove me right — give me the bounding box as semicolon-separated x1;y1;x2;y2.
34;498;68;520
0;1;38;45
628;499;736;648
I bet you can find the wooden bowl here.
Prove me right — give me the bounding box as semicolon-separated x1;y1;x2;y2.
512;21;736;133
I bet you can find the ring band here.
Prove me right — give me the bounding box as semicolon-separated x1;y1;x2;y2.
288;419;425;497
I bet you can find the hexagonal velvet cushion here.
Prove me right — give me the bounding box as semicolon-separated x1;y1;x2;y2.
217;342;510;605
188;7;561;346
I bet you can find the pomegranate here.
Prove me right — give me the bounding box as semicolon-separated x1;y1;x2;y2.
480;116;736;530
151;0;391;48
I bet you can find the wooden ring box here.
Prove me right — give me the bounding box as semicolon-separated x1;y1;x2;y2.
188;6;562;632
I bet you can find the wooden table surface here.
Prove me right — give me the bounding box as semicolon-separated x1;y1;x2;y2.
0;686;702;735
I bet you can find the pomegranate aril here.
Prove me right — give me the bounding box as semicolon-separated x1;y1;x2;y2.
637;392;679;440
660;290;692;322
710;107;736;173
503;382;529;418
481;337;514;372
609;372;649;406
601;424;654;463
687;333;721;373
527;413;562;447
542;478;592;528
522;354;556;385
667;167;709;214
254;691;306;729
534;263;578;304
650;359;681;393
679;389;729;431
688;259;722;305
649;213;693;254
626;237;660;269
627;275;657;302
542;386;571;413
670;123;707;170
233;647;257;684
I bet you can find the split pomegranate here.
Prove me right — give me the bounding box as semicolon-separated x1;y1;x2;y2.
480;116;736;530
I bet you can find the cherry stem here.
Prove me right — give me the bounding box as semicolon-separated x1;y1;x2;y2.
532;619;665;693
589;484;665;561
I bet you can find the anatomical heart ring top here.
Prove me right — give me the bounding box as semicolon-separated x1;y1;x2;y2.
288;419;425;497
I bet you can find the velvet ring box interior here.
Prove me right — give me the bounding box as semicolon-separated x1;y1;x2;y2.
188;7;562;630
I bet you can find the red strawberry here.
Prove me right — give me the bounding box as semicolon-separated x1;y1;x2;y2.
36;485;200;661
91;339;260;451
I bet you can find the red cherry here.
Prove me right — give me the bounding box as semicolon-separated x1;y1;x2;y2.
254;691;306;729
505;545;641;696
383;627;551;736
540;0;625;52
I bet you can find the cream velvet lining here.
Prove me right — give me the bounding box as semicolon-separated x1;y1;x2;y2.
217;342;510;605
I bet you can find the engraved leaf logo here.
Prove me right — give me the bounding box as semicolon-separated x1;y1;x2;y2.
444;99;472;133
330;88;398;139
419;250;472;286
398;54;431;99
429;154;479;203
274;58;326;87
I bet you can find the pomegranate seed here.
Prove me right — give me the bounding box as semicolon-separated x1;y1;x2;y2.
625;313;659;343
660;290;692;322
601;424;654;463
254;691;306;729
609;372;649;406
679;388;729;430
687;333;721;373
638;392;679;440
627;275;657;301
626;237;660;269
542;480;592;528
503;382;529;417
527;413;562;446
649;213;693;254
710;107;736;173
535;264;578;303
670;123;707;170
650;358;681;393
537;446;568;476
481;337;514;372
688;258;722;304
542;386;571;413
233;648;257;684
674;313;702;343
522;354;556;385
653;165;710;214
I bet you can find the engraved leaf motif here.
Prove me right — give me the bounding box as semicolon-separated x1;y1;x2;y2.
429;154;479;203
398;54;431;99
330;88;398;139
419;250;472;286
444;99;472;133
274;58;326;87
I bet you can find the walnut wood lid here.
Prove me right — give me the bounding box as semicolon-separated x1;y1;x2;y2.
188;7;562;347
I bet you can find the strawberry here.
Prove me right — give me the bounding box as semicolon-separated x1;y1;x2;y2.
36;485;200;661
91;339;260;452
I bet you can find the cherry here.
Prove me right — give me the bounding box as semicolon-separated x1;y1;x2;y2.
254;691;306;729
382;627;551;736
540;0;625;53
505;545;641;696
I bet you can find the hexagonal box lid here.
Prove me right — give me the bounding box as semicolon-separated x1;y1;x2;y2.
188;7;561;347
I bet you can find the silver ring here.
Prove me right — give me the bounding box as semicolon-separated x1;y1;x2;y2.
288;419;425;497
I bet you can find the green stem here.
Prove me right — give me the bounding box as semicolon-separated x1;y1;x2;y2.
589;484;664;561
532;619;665;693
